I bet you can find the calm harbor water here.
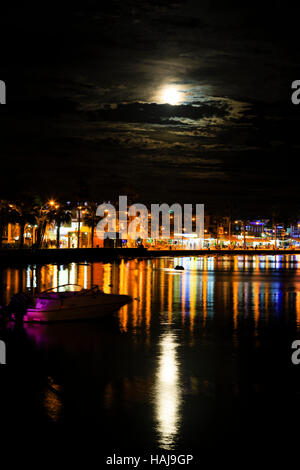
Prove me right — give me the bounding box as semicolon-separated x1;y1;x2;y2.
1;255;300;462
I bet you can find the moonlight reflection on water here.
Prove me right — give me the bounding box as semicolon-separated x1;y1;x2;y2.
155;331;181;449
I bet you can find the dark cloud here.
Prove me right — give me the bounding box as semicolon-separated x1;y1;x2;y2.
1;1;300;215
85;101;229;125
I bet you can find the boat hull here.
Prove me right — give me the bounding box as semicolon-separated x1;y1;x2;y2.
23;294;131;323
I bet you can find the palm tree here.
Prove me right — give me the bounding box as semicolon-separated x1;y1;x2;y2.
0;200;8;247
32;199;71;249
0;200;18;248
52;203;72;248
14;196;39;249
83;202;99;248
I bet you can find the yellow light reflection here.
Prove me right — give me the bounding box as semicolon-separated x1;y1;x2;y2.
296;292;300;330
44;381;62;422
233;281;238;330
103;264;112;293
189;269;196;333
168;274;173;323
155;332;181;450
202;273;208;329
253;282;260;335
145;264;152;335
118;259;129;332
181;271;186;325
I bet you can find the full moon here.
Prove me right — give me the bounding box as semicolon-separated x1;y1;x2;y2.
162;86;181;105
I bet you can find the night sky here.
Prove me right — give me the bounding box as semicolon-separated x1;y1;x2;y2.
1;2;300;216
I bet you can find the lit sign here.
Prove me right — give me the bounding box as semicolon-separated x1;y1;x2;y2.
174;233;198;238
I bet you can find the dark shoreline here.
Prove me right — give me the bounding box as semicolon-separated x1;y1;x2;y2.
1;247;300;265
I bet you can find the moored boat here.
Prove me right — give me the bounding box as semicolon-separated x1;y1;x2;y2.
8;284;131;323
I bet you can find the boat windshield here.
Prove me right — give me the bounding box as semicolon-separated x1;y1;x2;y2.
37;284;102;299
40;284;82;294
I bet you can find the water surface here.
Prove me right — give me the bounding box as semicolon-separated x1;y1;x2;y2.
1;255;300;462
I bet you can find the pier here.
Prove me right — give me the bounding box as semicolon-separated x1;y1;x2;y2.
1;247;300;265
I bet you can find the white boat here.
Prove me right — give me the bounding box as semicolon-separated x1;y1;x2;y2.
13;285;132;323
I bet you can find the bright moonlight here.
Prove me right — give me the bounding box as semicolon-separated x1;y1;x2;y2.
162;86;181;105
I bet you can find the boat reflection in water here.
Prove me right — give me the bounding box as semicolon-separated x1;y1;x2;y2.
2;255;300;452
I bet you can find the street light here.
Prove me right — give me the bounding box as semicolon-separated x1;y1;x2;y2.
77;205;83;248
